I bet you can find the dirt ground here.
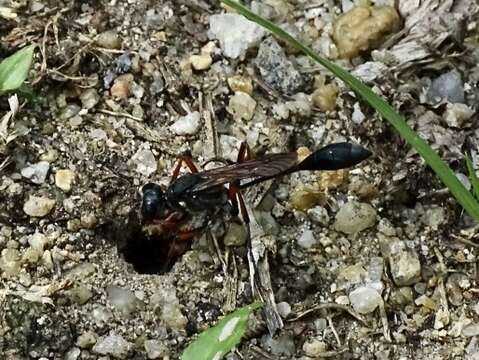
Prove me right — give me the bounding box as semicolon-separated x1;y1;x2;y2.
1;0;479;359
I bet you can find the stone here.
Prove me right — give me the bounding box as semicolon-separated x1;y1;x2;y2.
302;339;327;357
59;105;81;120
209;14;265;59
307;206;330;226
297;228;317;249
260;333;295;356
444;103;474;128
55;169;75;192
224;221;248;246
333;6;401;58
69;285;93;305
80;89;100;109
96;30;122;49
389;249;421;286
64;347;81;360
76;331;97;349
144;339;169;359
150;287;187;330
92;334;131;359
276;302;292;318
290;189;325;211
131;149;157;177
312;84;338;112
227;91;256;121
0;248;21;276
426;69;464;104
111;74;134;99
23;196;55;217
189;54;212;70
349;286;382;314
21;161;50;184
170;111;201;135
107;286;141;317
28;232;47;252
255;37;309;95
227;75;254;95
334;201;377;234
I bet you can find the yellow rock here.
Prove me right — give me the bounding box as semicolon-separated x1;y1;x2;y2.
111;74;134;99
189;54;212;71
333;6;401;59
312;84;338;112
290;188;325;212
55;169;75;192
227;75;254;95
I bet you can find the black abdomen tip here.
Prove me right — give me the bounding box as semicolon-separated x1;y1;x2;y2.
300;142;372;171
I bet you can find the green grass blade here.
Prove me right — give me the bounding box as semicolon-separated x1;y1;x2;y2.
0;45;35;94
466;156;479;200
221;0;479;222
181;302;262;360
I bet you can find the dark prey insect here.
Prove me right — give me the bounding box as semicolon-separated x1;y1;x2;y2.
139;142;371;273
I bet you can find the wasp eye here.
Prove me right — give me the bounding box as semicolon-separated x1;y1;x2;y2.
141;183;164;219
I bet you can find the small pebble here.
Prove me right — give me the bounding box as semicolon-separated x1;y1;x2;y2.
312;84;338;112
276;302;292;318
349;286;382;314
224;221;248;246
302;339;327;357
96;30;122;49
76;331;97;349
209;13;265;59
80;212;97;229
255;37;309;95
28;232;47;252
21;161;50;184
307;206;330;226
227;91;256;121
107;286;140;317
80;89;100;109
64;347;81;360
228;75;254;95
297;228;317;249
131;149;157;177
111;74;134;98
150;287;187;330
189;54;212;70
333;6;401;59
426;69;464;104
334;201;377;234
389;249;421;286
144;339;169;359
23;196;56;217
444;103;474;128
170;111;201;135
92;334;131;359
69;285;93;305
464;324;479;337
55;169;75;192
59;104;81;120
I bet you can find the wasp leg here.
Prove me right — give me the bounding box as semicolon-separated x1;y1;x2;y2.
237;141;253;163
169;152;199;185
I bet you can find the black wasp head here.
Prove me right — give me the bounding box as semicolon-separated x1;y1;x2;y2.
141;183;165;220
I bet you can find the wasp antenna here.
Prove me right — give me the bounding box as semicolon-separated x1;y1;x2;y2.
297;142;371;171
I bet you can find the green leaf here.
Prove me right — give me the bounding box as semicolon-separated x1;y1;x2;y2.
0;45;35;94
221;0;479;222
181;302;262;360
466;156;479;200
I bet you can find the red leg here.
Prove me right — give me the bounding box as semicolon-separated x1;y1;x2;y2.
237;141;252;163
169;153;199;185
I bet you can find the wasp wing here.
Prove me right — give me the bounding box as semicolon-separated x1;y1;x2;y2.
190;152;299;193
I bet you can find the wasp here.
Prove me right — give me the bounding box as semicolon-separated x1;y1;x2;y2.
138;142;371;273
